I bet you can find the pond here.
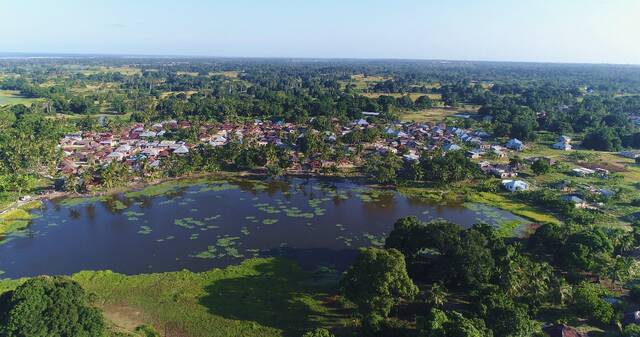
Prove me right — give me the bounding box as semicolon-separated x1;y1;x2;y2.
0;177;526;278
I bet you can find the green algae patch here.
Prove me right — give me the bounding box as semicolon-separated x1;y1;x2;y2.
174;217;205;229
199;182;239;192
125;181;183;198
336;235;353;247
216;236;243;258
112;200;128;211
191;245;217;259
138;226;152;235
398;187;459;204
495;220;522;238
0;201;43;235
362;233;385;247
262;218;279;225
58;195;108;207
125;211;145;217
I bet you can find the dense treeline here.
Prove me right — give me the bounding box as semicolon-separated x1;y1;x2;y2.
338;216;639;336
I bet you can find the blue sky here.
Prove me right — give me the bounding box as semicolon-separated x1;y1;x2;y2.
2;0;639;64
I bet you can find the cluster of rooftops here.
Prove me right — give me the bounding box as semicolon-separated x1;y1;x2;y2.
57;117;626;205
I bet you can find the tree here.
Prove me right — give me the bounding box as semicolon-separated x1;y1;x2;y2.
582;127;622;151
573;281;614;325
0;276;106;337
415;95;433;109
417;308;449;337
385;218;460;261
565;229;615;274
531;159;551;175
341;248;418;328
443;311;493;337
420;150;479;184
301;328;334;337
481;292;538;337
446;226;497;288
362;152;401;185
426;283;448;307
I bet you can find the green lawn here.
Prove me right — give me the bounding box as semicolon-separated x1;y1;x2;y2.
0;90;42;106
466;191;561;224
399;105;480;122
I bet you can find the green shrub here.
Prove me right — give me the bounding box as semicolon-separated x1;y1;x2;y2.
134;325;160;337
624;324;640;337
301;328;334;337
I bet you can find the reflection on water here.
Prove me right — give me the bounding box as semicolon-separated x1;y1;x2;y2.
0;177;525;278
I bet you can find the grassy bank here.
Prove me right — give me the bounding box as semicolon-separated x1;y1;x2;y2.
69;258;347;337
466;191;561;224
0;258;348;337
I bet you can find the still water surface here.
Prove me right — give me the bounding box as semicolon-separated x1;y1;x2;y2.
0;177;525;278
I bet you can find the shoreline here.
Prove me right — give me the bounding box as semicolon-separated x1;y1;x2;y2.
1;169;365;214
0;169;559;237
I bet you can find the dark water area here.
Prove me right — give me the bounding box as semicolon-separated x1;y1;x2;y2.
0;177;525;278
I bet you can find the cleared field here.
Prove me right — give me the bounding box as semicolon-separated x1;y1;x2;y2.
210;71;241;78
71;66;141;76
399;105;480;122
360;92;441;101
177;71;200;76
350;74;388;82
159;90;199;99
0;90;42;106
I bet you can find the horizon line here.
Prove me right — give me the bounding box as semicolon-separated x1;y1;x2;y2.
1;51;639;67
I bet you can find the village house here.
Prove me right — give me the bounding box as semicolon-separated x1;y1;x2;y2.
505;138;524;151
561;195;588;208
442;143;462;152
502;179;529;192
465;149;483;159
552;135;572;151
620;151;640;159
491;164;518;178
572;167;596;177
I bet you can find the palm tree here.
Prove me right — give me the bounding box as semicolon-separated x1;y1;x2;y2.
427;283;448;308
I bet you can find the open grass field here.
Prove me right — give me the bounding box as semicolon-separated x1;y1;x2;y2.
466;191;561;224
517;137;640;227
360;92;442;101
0;90;42;106
399;105;480;122
338;74;390;91
349;74;388;82
177;71;200;76
0;258;350;337
210;71;240;78
61;65;141;76
69;258;347;337
160;90;199;99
